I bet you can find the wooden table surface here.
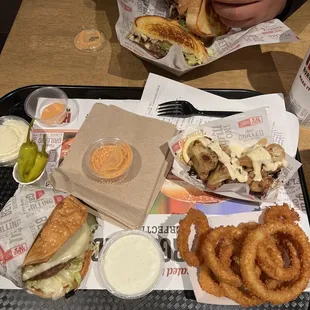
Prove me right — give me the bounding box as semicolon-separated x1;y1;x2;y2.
0;0;309;188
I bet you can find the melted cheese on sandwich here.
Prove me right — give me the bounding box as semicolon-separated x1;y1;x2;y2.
22;222;90;281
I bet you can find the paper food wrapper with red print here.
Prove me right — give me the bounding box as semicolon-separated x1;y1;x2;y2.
168;108;301;202
116;0;298;75
0;187;67;287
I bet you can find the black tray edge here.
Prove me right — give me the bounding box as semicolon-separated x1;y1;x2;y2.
0;84;262;103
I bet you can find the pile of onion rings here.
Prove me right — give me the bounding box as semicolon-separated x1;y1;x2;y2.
176;204;310;306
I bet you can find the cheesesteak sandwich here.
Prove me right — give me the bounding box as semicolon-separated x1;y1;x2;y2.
128;16;208;65
22;196;97;299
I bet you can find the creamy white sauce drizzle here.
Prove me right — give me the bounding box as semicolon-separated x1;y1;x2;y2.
229;145;245;158
192;137;286;184
101;234;162;296
244;145;285;181
208;141;248;183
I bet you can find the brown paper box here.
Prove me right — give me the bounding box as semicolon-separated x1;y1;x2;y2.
49;104;176;229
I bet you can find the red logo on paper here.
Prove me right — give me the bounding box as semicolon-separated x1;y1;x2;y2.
35;190;45;200
0;245;4;264
171;139;185;153
0;243;27;264
238;116;263;128
53;195;65;205
121;1;132;12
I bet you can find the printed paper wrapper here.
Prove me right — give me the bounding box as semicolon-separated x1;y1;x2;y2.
187;210;310;305
116;0;298;75
0;187;67;287
0;187;193;292
168;108;301;202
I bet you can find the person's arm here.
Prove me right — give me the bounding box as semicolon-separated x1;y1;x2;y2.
277;0;308;21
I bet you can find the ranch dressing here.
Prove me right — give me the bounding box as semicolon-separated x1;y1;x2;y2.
0;119;28;163
244;145;282;181
208;141;248;183
101;234;162;296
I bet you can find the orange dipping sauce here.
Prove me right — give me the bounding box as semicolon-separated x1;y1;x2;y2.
90;143;133;179
40;102;66;125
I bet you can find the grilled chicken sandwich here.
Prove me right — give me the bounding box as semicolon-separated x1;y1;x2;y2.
128;16;208;66
22;196;97;299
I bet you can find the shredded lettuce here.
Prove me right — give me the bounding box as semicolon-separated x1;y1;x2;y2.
25;255;84;299
87;214;98;237
87;214;99;253
184;53;200;66
87;214;98;231
162;42;172;52
178;19;189;32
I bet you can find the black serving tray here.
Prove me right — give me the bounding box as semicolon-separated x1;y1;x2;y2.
0;85;309;310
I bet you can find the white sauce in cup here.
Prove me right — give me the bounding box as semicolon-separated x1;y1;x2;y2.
100;232;163;298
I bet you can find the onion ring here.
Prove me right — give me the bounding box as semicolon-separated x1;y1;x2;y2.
263;204;300;224
220;283;264;307
240;223;310;305
257;238;301;281
237;222;260;231
219;223;261;278
263;277;283;290
177;208;210;267
202;226;243;287
198;265;225;297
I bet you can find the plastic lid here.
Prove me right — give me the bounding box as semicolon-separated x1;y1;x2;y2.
82;138;133;183
74;29;105;52
98;230;164;299
24;87;68;126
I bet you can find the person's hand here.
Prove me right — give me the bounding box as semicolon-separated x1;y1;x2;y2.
213;0;287;28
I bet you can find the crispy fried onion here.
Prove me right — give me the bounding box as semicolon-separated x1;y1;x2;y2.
263;204;300;224
176;205;310;306
202;226;244;287
177;208;210;267
256;237;301;282
198;265;225;297
240;223;310;305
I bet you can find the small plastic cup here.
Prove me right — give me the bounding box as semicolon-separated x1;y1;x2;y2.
13;163;47;186
82;138;133;183
24;87;68;126
74;29;105;52
0;116;29;167
98;230;164;299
